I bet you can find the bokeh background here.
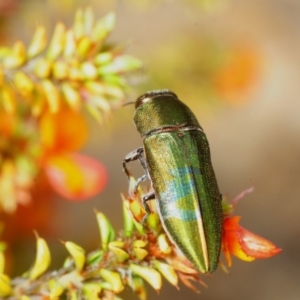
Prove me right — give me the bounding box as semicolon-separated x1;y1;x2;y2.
1;0;300;299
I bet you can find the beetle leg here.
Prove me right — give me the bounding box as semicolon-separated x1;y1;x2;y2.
123;147;145;178
137;150;147;173
141;191;156;224
134;174;147;193
123;147;149;193
142;191;156;214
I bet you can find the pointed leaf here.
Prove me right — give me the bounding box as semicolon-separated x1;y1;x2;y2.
96;212;115;250
129;264;162;292
29;236;51;279
65;241;85;271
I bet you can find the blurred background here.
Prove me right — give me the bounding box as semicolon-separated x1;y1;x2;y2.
1;0;300;299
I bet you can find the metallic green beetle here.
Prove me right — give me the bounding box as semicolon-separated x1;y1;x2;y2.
123;90;222;273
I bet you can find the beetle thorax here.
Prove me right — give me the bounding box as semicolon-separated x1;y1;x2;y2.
133;95;200;137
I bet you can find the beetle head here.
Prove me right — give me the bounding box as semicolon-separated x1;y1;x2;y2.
135;89;178;109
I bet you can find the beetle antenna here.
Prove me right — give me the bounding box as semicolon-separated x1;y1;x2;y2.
122;101;135;107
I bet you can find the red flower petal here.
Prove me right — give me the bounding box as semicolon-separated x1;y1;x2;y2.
222;216;282;264
238;226;282;259
45;153;107;201
222;216;254;263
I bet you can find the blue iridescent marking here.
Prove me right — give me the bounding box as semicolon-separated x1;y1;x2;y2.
169;167;201;177
159;166;202;221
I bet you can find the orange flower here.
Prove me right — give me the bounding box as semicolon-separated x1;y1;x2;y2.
222;216;282;267
0;112;15;138
213;45;260;104
221;188;282;267
45;153;107;200
39;108;107;200
40;108;87;156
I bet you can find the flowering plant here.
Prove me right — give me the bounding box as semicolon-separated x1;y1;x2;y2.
0;6;281;300
0;177;281;298
0;7;141;212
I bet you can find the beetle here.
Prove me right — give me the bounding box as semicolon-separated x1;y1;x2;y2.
123;89;222;273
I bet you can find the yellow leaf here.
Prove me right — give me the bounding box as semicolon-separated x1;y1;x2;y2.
96;212;115;250
153;260;178;287
29;236;51;280
41;80;61;113
14;71;34;96
130;264;162;291
27;26;47;58
0;274;11;297
53;61;69;80
62;83;81;111
47;23;66;60
65;241;85;271
99;269;124;293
